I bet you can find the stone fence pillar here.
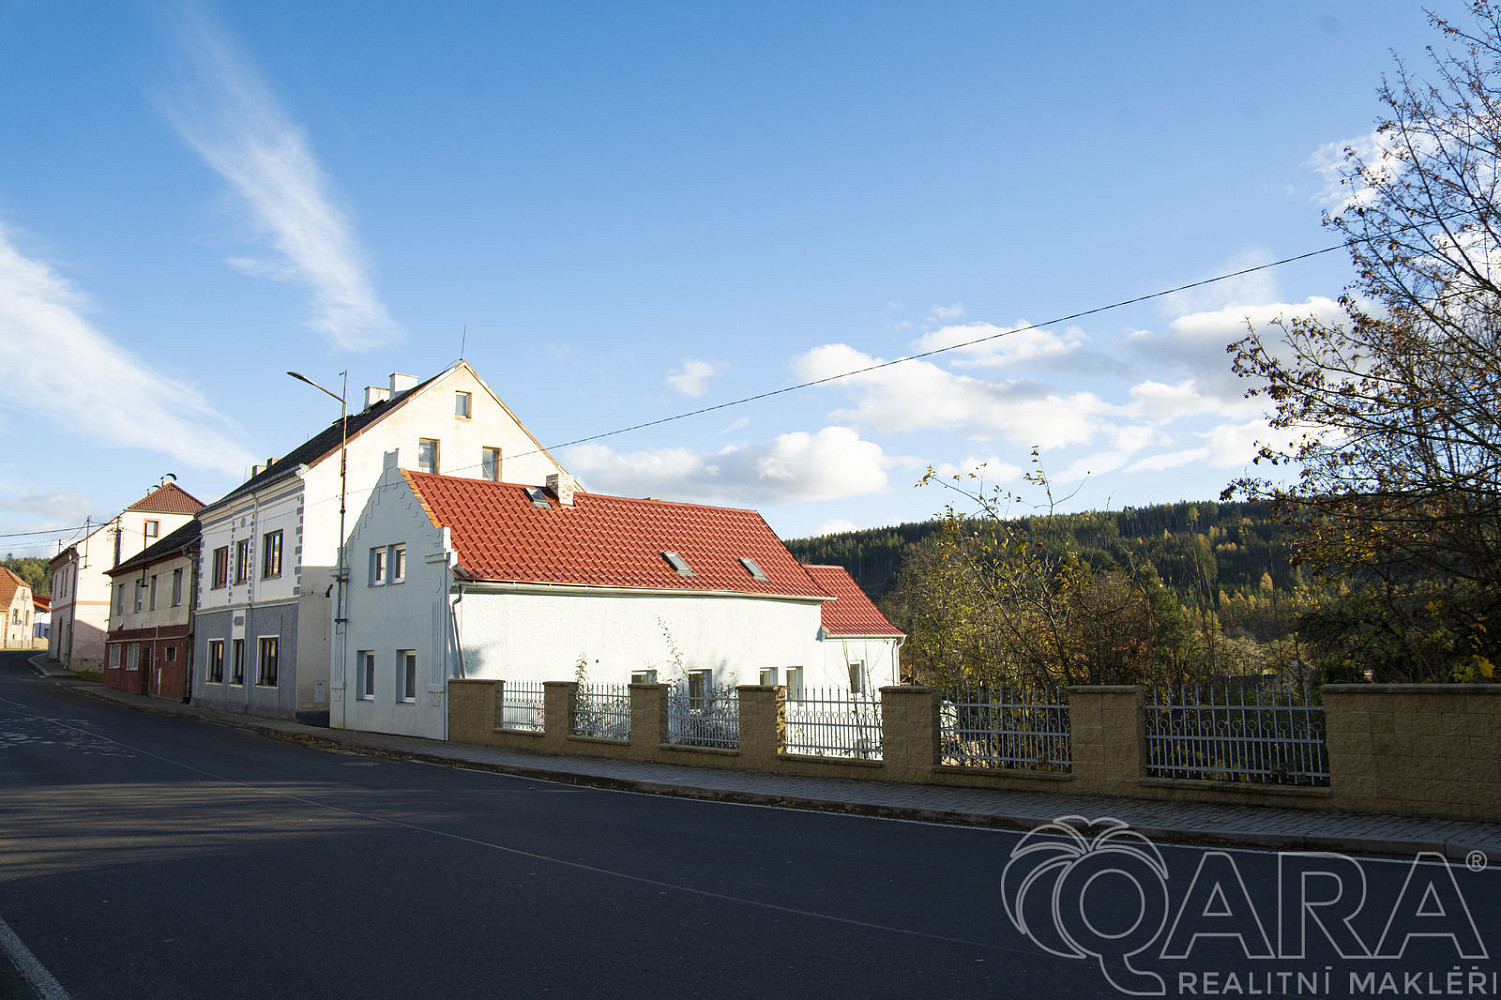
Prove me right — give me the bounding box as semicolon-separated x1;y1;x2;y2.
447;678;499;744
543;680;577;753
880;686;938;783
629;683;669;759
1067;685;1145;795
737;685;785;768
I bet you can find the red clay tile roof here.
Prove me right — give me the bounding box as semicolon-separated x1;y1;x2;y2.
0;567;30;611
33;596;50;611
803;565;905;637
127;482;203;515
404;472;831;599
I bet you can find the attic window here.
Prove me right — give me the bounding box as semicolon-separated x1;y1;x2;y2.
524;487;552;509
739;557;768;581
661;551;695;577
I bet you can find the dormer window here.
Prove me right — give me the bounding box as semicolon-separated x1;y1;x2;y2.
662;551;694;577
525;487;552;509
739;557;768;581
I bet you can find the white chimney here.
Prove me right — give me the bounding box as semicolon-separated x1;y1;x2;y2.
547;473;575;506
364;385;391;411
390;372;419;395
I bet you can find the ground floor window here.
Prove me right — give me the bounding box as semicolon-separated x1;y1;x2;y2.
257;637;279;687
357;650;375;700
109;645;122;670
207;640;224;683
398;650;416;703
126;644;139;671
232;638;245;686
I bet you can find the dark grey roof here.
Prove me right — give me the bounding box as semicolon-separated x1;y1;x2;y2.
201;371;444;513
107;519;201;576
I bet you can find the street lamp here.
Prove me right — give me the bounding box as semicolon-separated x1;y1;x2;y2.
288;370;349;722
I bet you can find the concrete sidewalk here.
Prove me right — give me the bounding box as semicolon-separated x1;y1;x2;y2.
27;653;1501;861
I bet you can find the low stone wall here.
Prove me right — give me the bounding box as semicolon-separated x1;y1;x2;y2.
447;679;1501;821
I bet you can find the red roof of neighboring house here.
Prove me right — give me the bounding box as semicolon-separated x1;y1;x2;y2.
0;567;30;611
803;565;905;637
404;471;831;600
127;482;203;515
33;595;50;611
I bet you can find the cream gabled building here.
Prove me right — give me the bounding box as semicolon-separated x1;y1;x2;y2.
46;482;201;671
190;362;567;724
0;567;33;649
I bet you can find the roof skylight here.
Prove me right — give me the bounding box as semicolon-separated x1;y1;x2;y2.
661;550;695;577
524;487;552;509
739;557;768;581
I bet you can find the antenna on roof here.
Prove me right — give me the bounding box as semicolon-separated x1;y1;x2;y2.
460;325;467;360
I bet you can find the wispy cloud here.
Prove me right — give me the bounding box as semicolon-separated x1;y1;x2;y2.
0;224;255;475
666;358;722;397
162;5;400;351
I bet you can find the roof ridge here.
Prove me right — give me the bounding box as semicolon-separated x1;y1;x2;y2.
405;470;761;515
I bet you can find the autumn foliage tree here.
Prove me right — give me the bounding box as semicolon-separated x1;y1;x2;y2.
1228;5;1501;681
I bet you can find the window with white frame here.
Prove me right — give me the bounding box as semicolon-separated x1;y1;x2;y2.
231;638;245;686
262;530;283;579
172;568;183;607
481;447;501;481
369;547;386;586
784;666;804;701
207;640;224;683
211;547;228;589
126;644;140;671
454;391;472;418
115;585;125;616
687;669;711;709
149;574;158;611
398;650;417;703
759;667;778;686
630;669;658;684
357;650;375;701
109;645;121;670
417;439;440;474
134;580;143;612
145;519;160;539
257;637;279;687
847;660;866;696
390;544;406;584
234;539;250;585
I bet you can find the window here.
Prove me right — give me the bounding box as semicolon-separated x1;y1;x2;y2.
262;530;283;579
145;520;160;539
418;438;440;474
630;669;658;684
481;447;501;481
257;637;279;687
234;539;250;585
784;667;804;701
207;640;224;683
231;639;245;686
357;650;375;701
759;667;778;686
149;574;158;611
126;644;139;671
739;557;768;581
661;551;695;577
847;660;866;696
115;585;125;616
109;645;122;669
211;547;228;589
171;568;183;607
166;645;176;662
687;669;711;709
134;580;143;613
398;650;417;703
390;544;406;584
454;391;472;418
369;547;386;586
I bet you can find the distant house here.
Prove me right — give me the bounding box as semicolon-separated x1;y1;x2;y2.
191;362;567;724
0;568;33;649
32;596;50;640
47;482;200;671
334;453;894;740
104;520;200;699
803;565;905;693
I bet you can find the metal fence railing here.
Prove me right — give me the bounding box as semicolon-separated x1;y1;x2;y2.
939;686;1071;772
1144;678;1329;786
499;680;546;732
570;682;631;741
784;689;882;759
666;682;740;749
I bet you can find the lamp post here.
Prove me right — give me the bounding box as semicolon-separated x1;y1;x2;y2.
288;370;348;723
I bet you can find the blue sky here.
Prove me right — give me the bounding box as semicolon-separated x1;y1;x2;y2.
0;1;1466;554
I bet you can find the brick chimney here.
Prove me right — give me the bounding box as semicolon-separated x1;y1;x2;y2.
546;473;575;506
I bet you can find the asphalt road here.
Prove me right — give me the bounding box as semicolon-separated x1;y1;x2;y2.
1;651;1497;999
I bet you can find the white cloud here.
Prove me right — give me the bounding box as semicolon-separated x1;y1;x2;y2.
927;455;1023;484
1307;129;1389;213
0;484;97;526
929;303;965;320
162;6;400;351
811;518;859;535
566;426;894;505
0;226;255;475
1162;247;1280;318
666;358;721;397
793;342;1110;448
908;321;1083;369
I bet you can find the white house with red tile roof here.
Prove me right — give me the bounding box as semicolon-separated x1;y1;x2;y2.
46;481;201;671
803;565;905;693
0;567;33;648
335;453;882;740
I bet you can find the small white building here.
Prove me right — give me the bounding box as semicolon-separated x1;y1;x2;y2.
803;564;906;693
334;454;900;740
